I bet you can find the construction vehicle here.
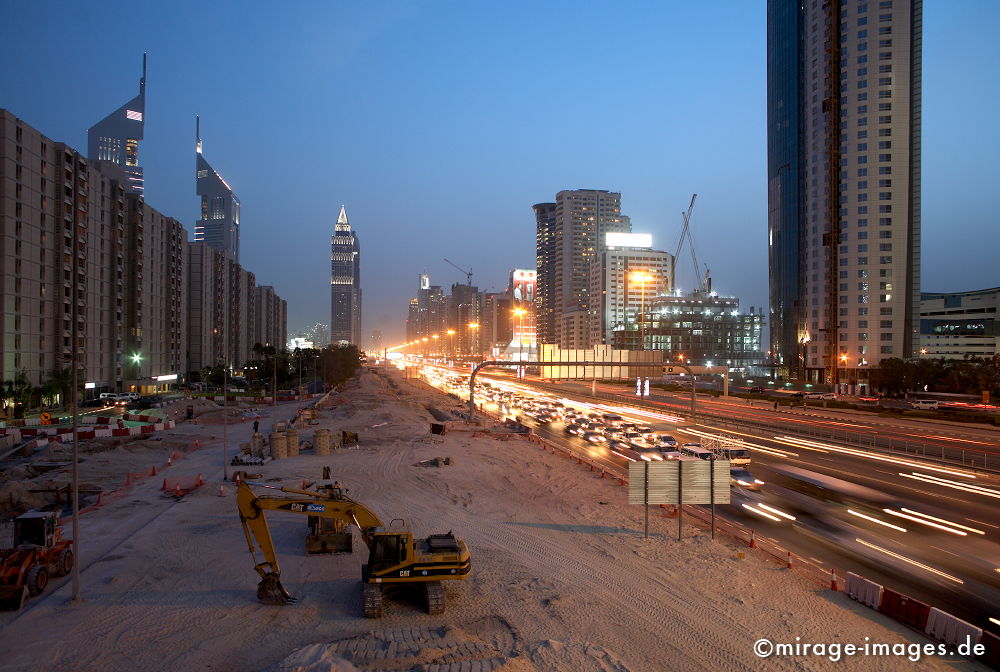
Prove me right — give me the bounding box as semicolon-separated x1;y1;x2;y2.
237;480;471;617
0;511;74;610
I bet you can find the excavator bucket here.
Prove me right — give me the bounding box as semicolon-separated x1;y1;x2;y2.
256;575;296;605
0;585;29;611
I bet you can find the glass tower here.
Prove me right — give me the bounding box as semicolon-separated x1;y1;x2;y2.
88;54;146;195
330;205;362;345
193;117;241;262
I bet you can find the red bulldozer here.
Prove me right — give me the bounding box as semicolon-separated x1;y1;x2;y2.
0;511;74;610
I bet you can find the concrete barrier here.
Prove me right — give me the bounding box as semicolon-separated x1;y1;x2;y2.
845;572;882;609
314;429;331;456
878;588;930;631
286;429;299;457
925;607;981;649
270;432;287;460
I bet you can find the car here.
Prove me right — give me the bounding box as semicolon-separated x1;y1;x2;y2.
658;450;683;459
748;386;765;394
564;423;584;435
582;431;607;444
730;468;764;491
804;392;836;400
910;400;939;410
657;434;678;447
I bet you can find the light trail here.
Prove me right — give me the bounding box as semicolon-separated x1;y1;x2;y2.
855;539;964;584
882;509;967;536
898;473;1000;499
847;509;907;532
757;503;796;520
775;436;979;478
685;427;799;458
742;503;781;522
899;508;985;535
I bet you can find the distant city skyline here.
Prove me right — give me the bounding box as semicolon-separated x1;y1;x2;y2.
3;2;997;346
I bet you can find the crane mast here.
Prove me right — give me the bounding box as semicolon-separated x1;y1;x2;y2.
443;258;473;285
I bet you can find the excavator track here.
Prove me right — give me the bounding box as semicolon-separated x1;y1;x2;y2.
424;581;445;615
362;583;383;618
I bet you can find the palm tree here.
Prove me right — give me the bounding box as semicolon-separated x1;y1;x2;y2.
46;367;73;410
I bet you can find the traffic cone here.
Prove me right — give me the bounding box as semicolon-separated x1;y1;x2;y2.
217;484;226;497
151;465;157;476
830;570;839;591
167;455;173;466
750;531;757;549
786;551;793;569
174;483;182;497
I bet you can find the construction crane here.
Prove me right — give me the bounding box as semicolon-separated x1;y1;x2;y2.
671;194;711;295
444;258;473;286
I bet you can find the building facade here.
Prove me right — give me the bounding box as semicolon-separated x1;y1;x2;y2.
87;55;146;196
194;117;240;262
254;285;288;355
767;0;921;388
449;283;482;356
330;205;361;345
612;294;765;371
589;234;673;348
920;288;1000;359
535;189;631;350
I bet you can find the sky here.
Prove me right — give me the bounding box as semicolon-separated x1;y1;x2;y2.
3;1;998;348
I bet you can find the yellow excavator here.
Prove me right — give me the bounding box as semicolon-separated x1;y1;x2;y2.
236;480;471;617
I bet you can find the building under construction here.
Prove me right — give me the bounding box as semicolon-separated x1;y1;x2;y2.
611;293;765;372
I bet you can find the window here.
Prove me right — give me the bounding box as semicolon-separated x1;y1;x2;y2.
880;345;894;354
878;26;892;35
858;282;870;290
858;156;868;164
858;17;868;25
858;67;868;76
858;231;868;240
879;230;892;238
879;243;892;251
858;257;868;265
879;179;891;187
858;295;870;304
858;320;869;328
878;128;892;136
858;206;868;214
880;282;893;290
879;141;891;149
878;89;892;98
840;283;849;291
880;52;892;61
880;307;893;315
879;154;891;162
858;143;869;151
858;270;869;278
879;115;891;123
878;102;892;111
880;320;893;328
879;255;892;264
879;39;892;47
879;77;892;86
858;54;868;64
879;64;892;73
858;117;868;126
858;218;868;227
858;168;868;176
858;244;868;252
858;180;868;189
879;192;891;199
858;307;869;316
879;166;892;175
858;192;868;201
879;205;892;213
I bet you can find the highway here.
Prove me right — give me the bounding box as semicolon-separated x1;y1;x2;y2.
415;363;1000;637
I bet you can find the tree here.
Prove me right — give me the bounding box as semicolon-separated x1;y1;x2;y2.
46;367;73;410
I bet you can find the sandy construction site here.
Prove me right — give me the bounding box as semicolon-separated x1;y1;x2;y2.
0;368;986;671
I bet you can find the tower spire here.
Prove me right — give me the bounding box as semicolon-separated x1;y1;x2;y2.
336;205;350;230
141;53;147;94
195;115;202;154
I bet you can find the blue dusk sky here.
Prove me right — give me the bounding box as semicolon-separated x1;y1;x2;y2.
2;1;998;347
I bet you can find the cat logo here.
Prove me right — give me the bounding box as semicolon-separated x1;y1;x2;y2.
289;503;304;512
399;570;410;577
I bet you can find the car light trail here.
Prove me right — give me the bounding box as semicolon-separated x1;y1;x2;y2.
898;508;985;535
991;617;1000;627
882;509;967;536
897;472;1000;499
775;436;979;479
686;427;799;458
855;539;964;584
742;503;781;522
611;449;637;463
899;472;1000;499
848;509;907;532
757;503;796;520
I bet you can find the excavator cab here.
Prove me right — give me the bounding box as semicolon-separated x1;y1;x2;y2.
367;531;408;575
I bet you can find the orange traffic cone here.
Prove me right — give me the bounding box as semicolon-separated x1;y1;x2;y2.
217;484;226;497
830;570;839;591
174;483;182;497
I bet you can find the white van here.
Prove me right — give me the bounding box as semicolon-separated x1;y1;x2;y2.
99;393;122;403
910;400;939;410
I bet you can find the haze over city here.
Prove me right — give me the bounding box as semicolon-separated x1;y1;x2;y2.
3;1;998;345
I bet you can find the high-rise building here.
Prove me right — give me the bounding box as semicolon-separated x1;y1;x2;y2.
330;205;361;345
589;233;673;348
449;283;482;356
920;287;1000;360
481;291;513;356
533;202;558;346
767;0;921;391
87;55;146;196
194;117;240;262
535;190;631;349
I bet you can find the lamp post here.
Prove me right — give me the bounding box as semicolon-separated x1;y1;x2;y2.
468;322;479;360
839;352;848;395
512;308;526;378
432;334;439;357
799;331;811;382
446;329;456;363
422;337;429;358
629;271;654;351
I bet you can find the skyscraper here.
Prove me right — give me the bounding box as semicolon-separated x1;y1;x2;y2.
194;117;240;262
767;0;921;392
535;190;631;349
87;54;146;195
330;205;362;345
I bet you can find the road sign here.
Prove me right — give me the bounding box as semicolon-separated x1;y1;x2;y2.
39;412;52;425
628;460;730;505
983;391;990;405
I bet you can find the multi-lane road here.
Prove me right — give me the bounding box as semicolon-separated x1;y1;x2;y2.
414;362;1000;637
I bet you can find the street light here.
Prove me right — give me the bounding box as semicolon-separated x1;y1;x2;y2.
629;271;654;351
467;322;479;358
799;331;811;382
512;308;527;377
447;329;456;360
432;334;439;356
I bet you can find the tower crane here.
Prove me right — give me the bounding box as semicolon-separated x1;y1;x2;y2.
444;258;473;286
671;194;711;295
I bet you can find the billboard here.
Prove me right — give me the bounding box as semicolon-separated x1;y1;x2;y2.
605;232;653;249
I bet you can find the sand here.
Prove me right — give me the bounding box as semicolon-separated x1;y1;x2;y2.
0;368;987;672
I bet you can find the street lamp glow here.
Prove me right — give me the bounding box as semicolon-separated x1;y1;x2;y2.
468;322;479;329
447;329;455;335
131;353;142;364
